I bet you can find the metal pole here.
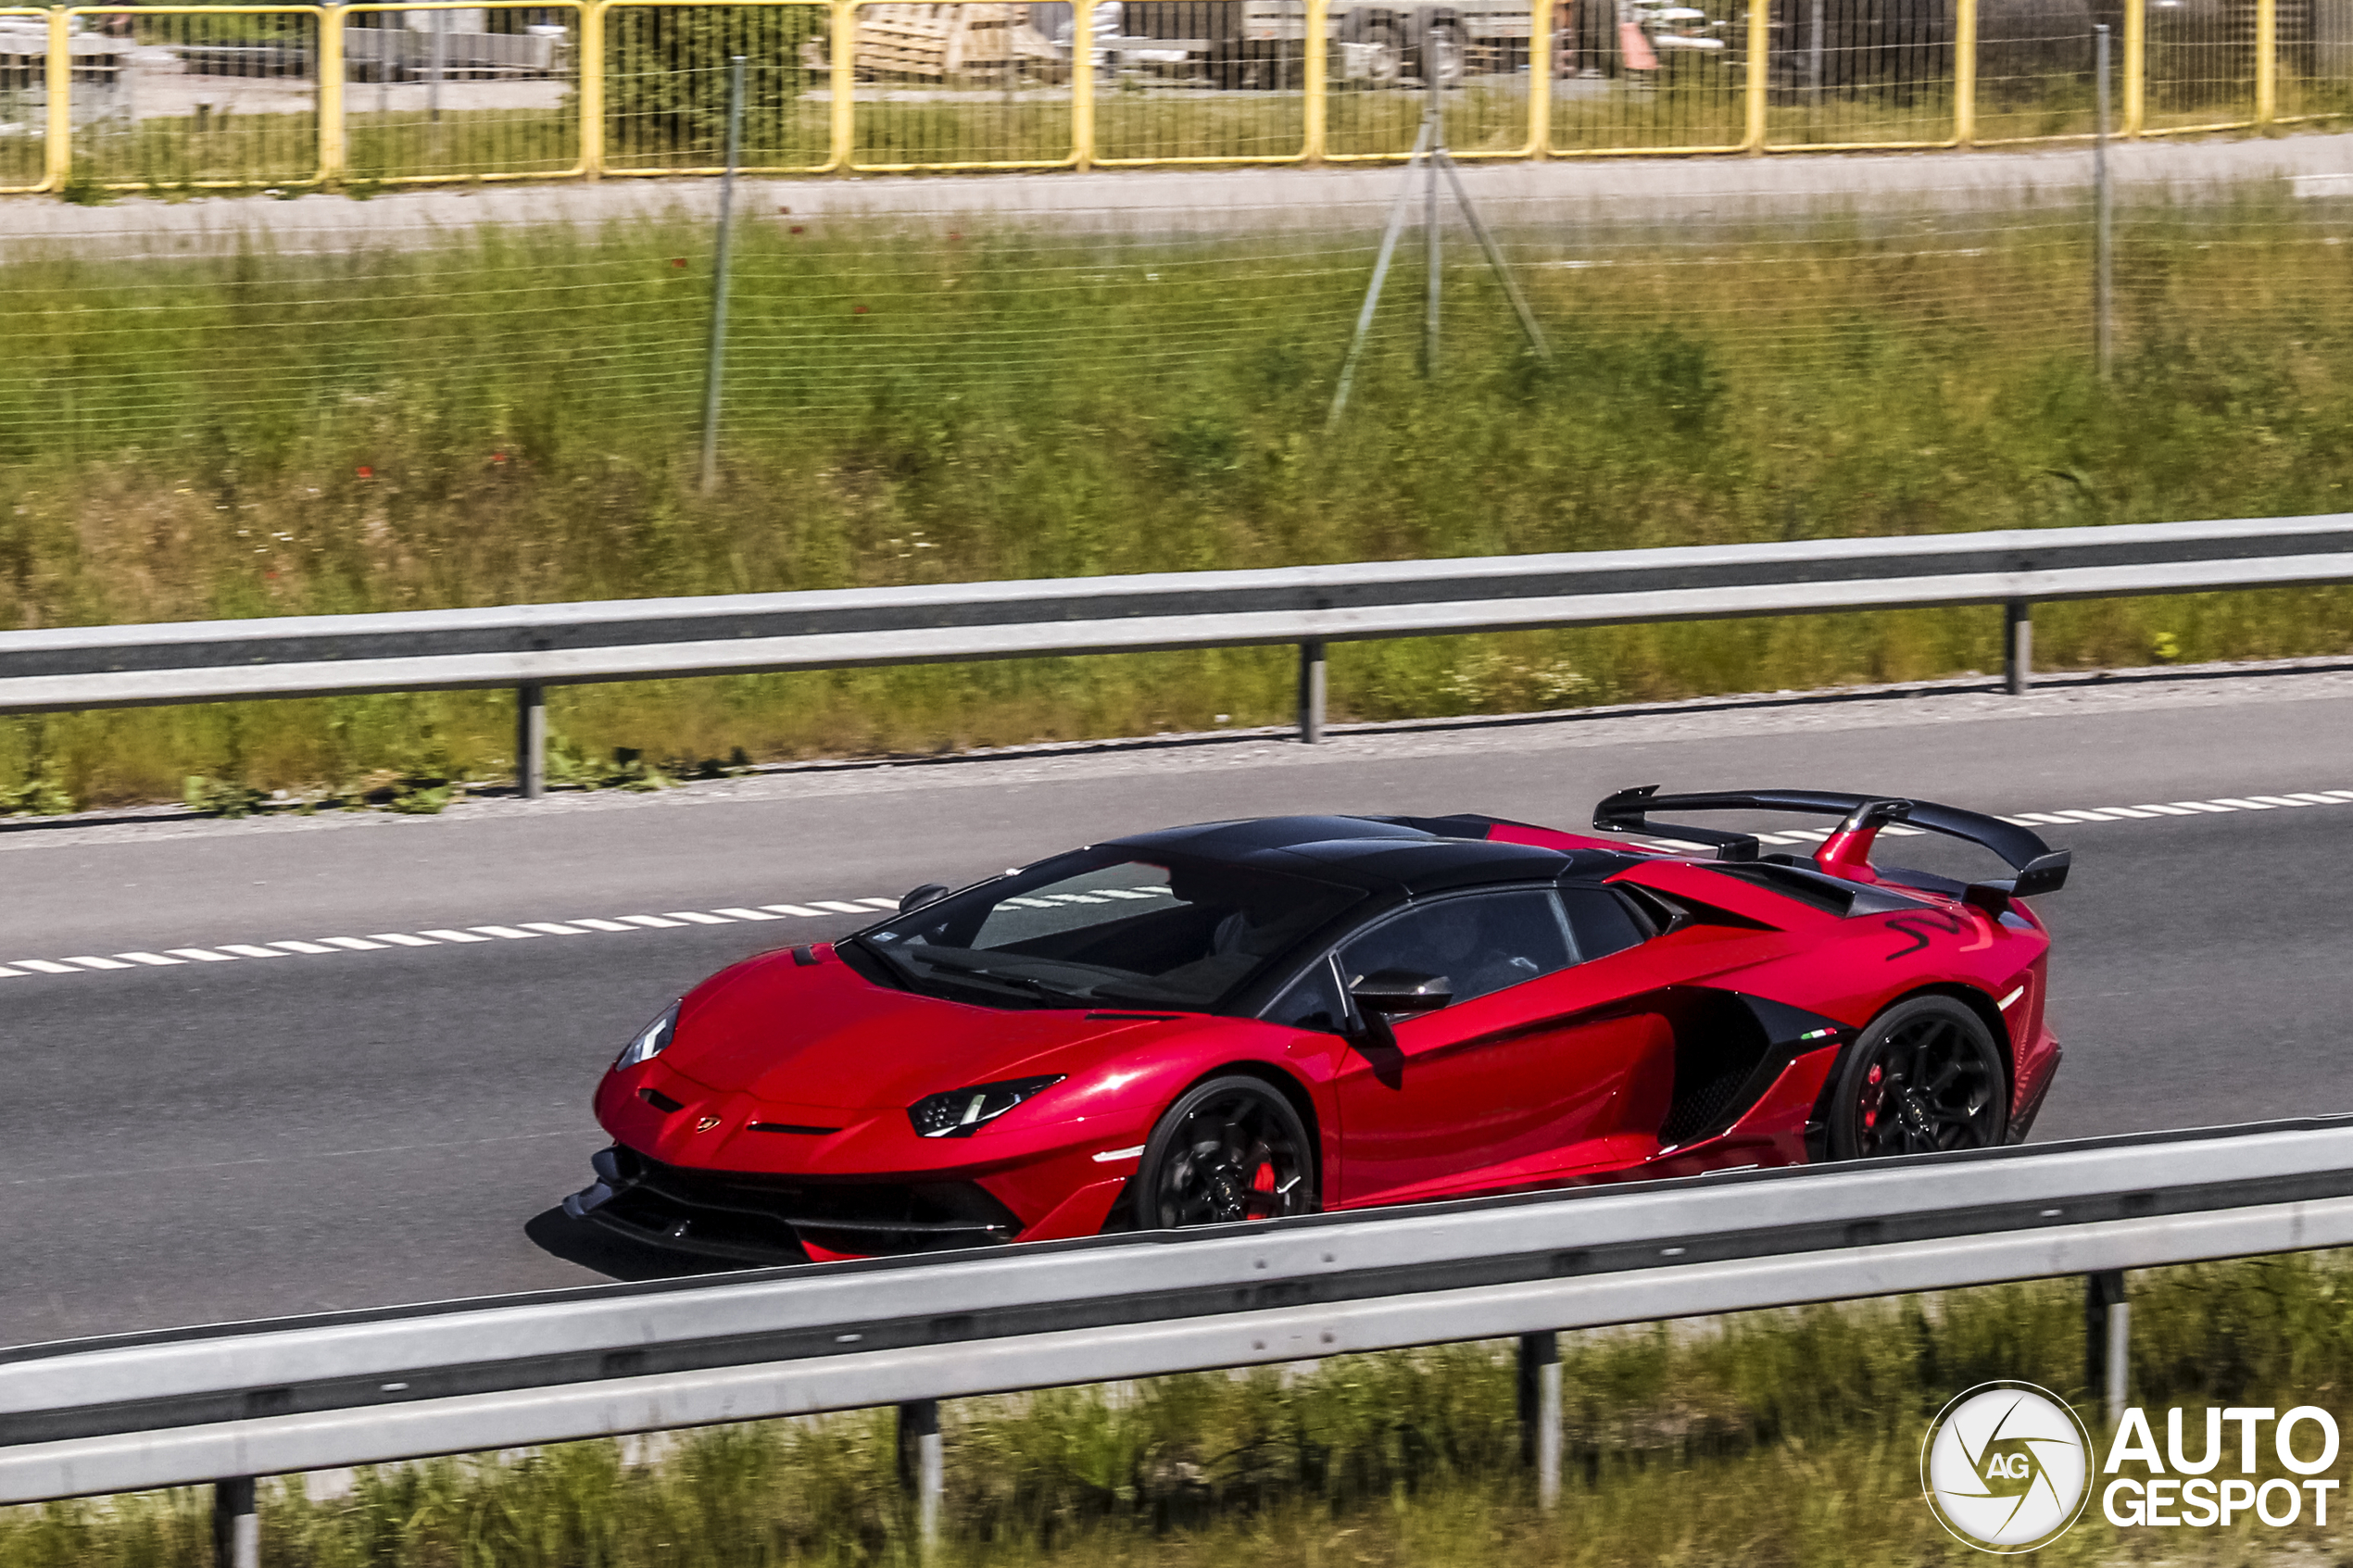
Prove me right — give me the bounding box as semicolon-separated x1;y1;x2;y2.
213;1478;258;1568
2085;1271;2129;1428
1424;81;1441;379
1517;1332;1562;1510
2094;22;2113;383
1327;113;1436;429
428;5;444;122
1297;640;1328;742
2005;600;2032;695
699;55;746;495
897;1399;943;1554
1434;148;1551;360
516;684;547;797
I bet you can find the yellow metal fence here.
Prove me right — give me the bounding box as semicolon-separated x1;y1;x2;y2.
6;0;2338;193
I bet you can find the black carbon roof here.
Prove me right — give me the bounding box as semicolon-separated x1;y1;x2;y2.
1107;814;1633;896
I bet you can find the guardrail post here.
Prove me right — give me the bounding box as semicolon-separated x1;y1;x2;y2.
517;684;547;797
44;6;71;193
319;6;347;183
897;1399;943;1553
1517;1331;1562;1509
2086;1270;2129;1427
1297;640;1327;743
212;1478;258;1568
2004;600;2032;695
1302;0;1327;162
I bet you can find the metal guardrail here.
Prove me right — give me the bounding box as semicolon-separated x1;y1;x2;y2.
5;512;2353;797
6;1117;2353;1542
5;0;2334;196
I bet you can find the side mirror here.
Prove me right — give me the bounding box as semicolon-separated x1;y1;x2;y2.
1350;968;1453;1016
899;884;950;914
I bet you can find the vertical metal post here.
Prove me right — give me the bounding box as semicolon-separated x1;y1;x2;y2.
213;1478;258;1568
1955;0;1977;144
44;6;71;193
2086;1271;2129;1428
2122;0;2145;135
1424;84;1441;380
579;0;605;176
1528;0;1552;155
1808;0;1823;113
2256;0;2276;122
1517;1332;1562;1511
2095;23;2112;382
1303;0;1328;160
699;55;746;494
429;6;446;122
517;684;547;797
2005;600;2032;695
1743;0;1768;149
1297;641;1328;742
1070;0;1095;169
897;1399;943;1554
319;6;346;182
829;0;855;169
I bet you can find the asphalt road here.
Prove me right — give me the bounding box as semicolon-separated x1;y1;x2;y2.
6;660;2353;1348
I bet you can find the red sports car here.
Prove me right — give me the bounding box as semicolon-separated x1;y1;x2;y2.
563;789;2069;1263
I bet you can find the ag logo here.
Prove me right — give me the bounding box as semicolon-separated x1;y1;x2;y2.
1921;1382;2094;1553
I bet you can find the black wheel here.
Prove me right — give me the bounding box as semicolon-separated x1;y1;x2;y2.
1132;1074;1317;1231
1828;996;2008;1159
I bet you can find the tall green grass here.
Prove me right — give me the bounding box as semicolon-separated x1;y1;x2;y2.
7;198;2353;809
7;1250;2353;1565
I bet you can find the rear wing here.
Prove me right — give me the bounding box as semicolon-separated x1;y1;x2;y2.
1593;785;2070;902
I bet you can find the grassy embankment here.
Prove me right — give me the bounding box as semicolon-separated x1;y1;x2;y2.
6;197;2353;810
6;1249;2353;1565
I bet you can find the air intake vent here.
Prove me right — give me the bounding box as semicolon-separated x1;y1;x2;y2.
749;1122;840;1135
638;1086;685;1113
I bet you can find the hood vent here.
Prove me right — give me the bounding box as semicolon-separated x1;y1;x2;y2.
749;1122;841;1135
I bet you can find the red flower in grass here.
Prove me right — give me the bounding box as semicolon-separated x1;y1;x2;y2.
356;465;373;479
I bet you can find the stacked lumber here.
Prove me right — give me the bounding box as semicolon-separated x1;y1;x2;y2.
851;4;1060;78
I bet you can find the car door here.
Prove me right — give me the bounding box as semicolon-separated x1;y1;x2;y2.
1311;884;1681;1207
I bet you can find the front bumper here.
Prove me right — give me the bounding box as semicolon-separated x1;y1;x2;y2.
563;1144;1026;1263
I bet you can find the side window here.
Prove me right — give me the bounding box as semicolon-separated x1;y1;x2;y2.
1337;890;1575;1008
1558;885;1650;963
1265;955;1348;1034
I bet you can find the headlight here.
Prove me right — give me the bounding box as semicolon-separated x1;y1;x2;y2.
909;1075;1065;1138
614;1001;681;1072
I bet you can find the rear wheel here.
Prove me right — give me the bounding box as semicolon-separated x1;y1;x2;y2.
1133;1074;1317;1231
1827;996;2008;1159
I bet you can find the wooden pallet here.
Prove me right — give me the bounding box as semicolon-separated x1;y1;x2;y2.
851;4;1060;79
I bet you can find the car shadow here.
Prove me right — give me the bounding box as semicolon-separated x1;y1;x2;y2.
522;1205;742;1284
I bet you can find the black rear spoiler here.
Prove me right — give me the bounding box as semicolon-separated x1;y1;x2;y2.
1593;785;2070;899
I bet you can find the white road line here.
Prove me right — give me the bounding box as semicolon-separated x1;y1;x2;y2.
2;784;2339;985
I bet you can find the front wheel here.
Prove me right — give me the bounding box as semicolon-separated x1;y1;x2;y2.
1827;996;2008;1159
1133;1074;1317;1231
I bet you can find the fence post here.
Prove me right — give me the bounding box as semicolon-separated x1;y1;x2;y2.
319;5;346;182
2255;0;2276;123
1297;641;1327;742
1527;0;1550;157
2004;601;2032;694
1742;0;1768;151
44;5;70;192
831;0;855;169
579;0;604;176
2085;1271;2130;1428
2095;23;2112;381
1954;0;1977;146
517;684;547;797
213;1478;258;1568
897;1399;944;1554
1071;0;1094;169
2122;0;2144;135
1517;1332;1563;1510
1302;0;1327;160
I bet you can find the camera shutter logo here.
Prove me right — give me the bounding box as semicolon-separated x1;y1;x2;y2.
1921;1382;2095;1553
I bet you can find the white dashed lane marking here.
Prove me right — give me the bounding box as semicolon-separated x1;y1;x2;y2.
0;789;2339;981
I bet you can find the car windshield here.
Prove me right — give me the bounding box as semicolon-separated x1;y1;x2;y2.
854;849;1363;1011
